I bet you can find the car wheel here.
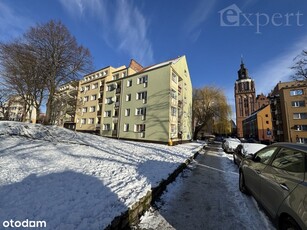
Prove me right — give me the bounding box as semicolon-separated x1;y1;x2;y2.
280;216;300;230
239;171;249;195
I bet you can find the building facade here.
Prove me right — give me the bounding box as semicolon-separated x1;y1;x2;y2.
234;61;257;138
242;104;273;143
234;60;270;138
74;56;193;144
270;81;307;143
4;95;37;123
53;81;78;129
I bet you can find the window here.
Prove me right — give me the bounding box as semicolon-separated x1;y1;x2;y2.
127;80;132;87
91;94;97;101
136;91;147;100
90;106;96;112
107;85;114;91
297;137;307;144
254;147;278;164
135;107;146;115
126;94;131;101
171;107;177;116
134;124;145;132
112;74;119;80
171;89;177;99
125;109;130;116
81;118;86;124
295;125;307;131
88;118;95;124
92;83;98;89
124;124;129;132
291;101;305;107
271;148;304;173
85;85;90;91
103;124;111;131
84;96;89;102
290;89;303;96
293;113;307;119
82;107;87;113
104;111;111;117
137;75;148;84
172;73;177;83
106;97;113;104
80;87;85;92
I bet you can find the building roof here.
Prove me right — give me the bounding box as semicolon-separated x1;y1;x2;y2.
141;56;181;72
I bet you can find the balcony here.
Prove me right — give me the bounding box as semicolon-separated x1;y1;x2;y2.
115;102;120;107
113;117;118;123
98;98;103;104
97;111;102;116
116;88;121;94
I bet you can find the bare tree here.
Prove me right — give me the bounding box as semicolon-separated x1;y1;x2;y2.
24;20;93;124
192;86;231;139
0;42;45;122
291;50;307;82
0;20;93;124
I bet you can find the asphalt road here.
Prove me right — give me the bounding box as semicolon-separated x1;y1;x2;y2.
136;143;275;230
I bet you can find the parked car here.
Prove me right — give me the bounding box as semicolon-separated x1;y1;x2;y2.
239;143;307;230
222;137;241;153
233;143;266;166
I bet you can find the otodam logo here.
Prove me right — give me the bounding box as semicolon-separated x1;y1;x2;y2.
218;4;304;34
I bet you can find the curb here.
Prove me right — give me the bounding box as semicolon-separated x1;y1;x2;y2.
105;147;203;230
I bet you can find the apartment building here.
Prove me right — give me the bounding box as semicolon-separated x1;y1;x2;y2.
53;81;78;129
4;95;36;123
242;104;273;143
102;56;193;144
270;81;307;143
75;60;143;133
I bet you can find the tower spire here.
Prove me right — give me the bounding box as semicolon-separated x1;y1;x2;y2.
241;54;244;65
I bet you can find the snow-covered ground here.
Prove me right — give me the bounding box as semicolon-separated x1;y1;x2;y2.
0;121;203;229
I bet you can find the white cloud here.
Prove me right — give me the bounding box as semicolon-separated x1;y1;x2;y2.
183;0;216;42
59;0;154;65
0;2;33;41
252;35;307;95
58;0;85;17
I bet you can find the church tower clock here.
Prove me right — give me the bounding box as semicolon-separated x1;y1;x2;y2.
234;59;256;138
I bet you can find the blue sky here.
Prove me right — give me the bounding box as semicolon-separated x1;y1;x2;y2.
1;0;307;119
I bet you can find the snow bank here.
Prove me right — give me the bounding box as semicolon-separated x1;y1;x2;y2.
0;121;202;229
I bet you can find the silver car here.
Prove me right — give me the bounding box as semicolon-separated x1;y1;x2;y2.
239;143;307;230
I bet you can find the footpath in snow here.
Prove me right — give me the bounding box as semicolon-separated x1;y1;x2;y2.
136;145;275;230
0;121;203;229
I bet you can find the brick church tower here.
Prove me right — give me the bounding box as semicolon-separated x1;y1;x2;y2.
234;60;256;138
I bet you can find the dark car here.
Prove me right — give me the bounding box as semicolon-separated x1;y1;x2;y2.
239;143;307;230
233;143;266;166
